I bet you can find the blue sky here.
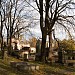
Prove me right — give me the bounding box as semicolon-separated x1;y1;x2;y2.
26;0;75;40
2;0;75;41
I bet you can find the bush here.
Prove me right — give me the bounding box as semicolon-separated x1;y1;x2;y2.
11;51;20;59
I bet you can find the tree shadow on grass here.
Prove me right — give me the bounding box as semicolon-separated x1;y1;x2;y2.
0;63;33;75
45;63;75;75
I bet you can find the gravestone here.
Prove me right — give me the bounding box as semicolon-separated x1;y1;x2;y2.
10;61;40;71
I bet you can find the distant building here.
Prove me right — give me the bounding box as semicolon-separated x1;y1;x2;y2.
28;47;36;61
30;47;36;53
19;45;30;60
11;37;36;61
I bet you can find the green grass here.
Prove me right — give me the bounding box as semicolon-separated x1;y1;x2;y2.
30;61;75;75
0;56;75;75
0;56;32;75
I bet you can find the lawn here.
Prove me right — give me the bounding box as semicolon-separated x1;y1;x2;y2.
0;56;75;75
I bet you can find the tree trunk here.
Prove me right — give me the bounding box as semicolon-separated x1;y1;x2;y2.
48;32;53;62
9;3;12;55
1;36;4;59
39;0;44;61
1;14;4;59
41;32;47;63
58;43;63;64
7;29;10;55
17;26;19;39
7;29;9;45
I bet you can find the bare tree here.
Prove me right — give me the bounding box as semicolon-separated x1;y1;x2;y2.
0;0;5;59
1;0;32;55
34;0;75;63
